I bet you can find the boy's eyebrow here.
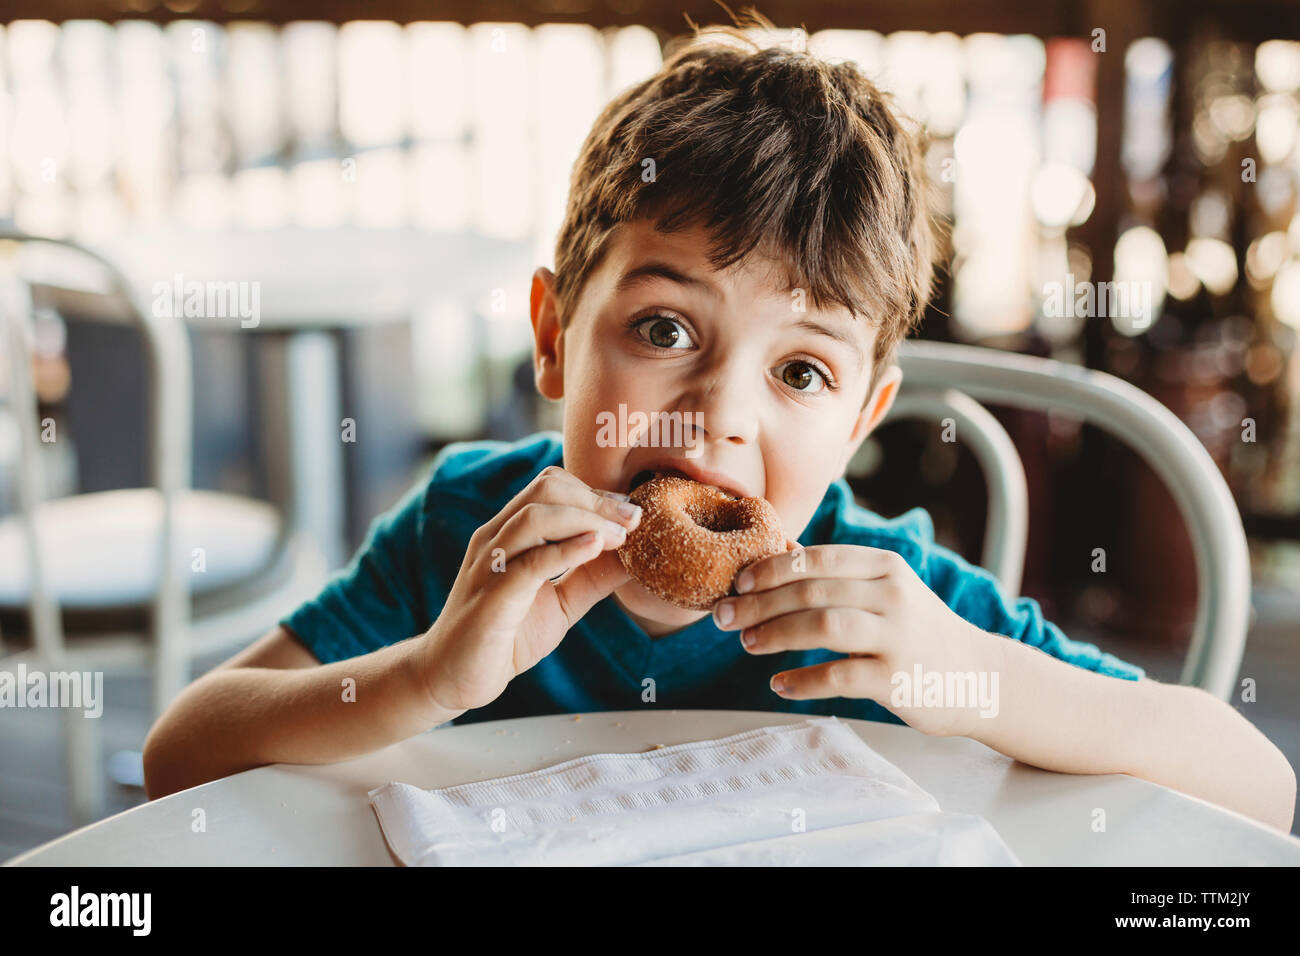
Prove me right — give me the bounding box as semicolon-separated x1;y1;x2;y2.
792;317;866;367
615;261;718;297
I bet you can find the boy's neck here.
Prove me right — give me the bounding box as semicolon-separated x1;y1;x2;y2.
612;590;701;640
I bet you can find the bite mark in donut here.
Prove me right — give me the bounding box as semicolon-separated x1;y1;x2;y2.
617;474;785;611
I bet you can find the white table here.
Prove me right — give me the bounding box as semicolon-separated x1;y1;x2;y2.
8;710;1300;866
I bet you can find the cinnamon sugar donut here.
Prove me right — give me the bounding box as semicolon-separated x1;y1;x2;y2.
617;474;785;611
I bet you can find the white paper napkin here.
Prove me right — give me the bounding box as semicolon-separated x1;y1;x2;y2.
369;716;1020;866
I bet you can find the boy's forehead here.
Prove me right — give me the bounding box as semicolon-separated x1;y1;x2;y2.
603;218;782;291
600;219;837;310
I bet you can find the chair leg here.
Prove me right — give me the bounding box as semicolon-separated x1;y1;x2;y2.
152;637;188;721
65;708;105;826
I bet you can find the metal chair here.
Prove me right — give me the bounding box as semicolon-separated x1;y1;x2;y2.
0;232;327;824
886;340;1251;702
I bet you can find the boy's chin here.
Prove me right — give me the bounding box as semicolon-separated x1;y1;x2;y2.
611;579;712;634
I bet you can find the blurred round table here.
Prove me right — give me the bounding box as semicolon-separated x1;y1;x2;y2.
7;709;1300;866
92;227;533;570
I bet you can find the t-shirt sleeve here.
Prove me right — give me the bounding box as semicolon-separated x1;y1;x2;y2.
884;508;1145;681
278;466;437;665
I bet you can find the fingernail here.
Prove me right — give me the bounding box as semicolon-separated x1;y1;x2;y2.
714;600;734;628
735;569;754;594
604;521;627;543
771;675;786;694
741;629;757;649
617;501;641;521
597;489;632;502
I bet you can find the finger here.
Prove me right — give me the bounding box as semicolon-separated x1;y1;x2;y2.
494;528;606;593
476;465;642;543
550;548;633;629
495;502;631;563
717;577;895;632
738;607;883;656
769;656;892;701
735;544;905;596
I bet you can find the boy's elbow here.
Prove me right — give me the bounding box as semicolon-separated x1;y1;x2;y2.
1231;693;1296;833
1269;752;1297;834
141;724;180;800
141;708;205;800
1174;685;1296;833
1229;692;1297;833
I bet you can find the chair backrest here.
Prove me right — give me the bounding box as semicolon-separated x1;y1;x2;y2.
0;231;193;663
884;340;1250;702
886;386;1029;595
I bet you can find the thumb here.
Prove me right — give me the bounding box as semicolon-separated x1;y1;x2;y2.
551;548;632;628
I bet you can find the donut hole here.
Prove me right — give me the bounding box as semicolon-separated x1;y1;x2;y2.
685;501;745;533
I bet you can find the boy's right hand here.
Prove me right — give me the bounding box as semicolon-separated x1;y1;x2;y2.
417;465;639;714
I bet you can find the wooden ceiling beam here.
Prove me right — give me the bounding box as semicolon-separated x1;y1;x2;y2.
4;0;1296;43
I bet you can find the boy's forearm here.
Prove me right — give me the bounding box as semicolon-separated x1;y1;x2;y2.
142;636;464;799
968;634;1297;832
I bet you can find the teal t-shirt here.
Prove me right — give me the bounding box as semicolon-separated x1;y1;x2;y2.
280;430;1143;727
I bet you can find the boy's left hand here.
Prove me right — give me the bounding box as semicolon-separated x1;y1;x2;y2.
712;541;1002;738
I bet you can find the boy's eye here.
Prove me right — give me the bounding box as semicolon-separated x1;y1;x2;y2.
635;315;693;350
778;360;828;394
631;315;834;395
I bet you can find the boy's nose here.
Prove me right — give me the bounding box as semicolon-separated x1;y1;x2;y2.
683;374;759;446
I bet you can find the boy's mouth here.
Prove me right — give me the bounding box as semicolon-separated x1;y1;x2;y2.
626;468;743;500
628;470;659;493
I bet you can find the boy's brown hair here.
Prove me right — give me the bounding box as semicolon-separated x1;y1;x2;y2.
552;11;942;397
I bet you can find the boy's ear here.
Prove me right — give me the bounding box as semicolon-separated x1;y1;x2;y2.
840;364;903;473
530;266;565;401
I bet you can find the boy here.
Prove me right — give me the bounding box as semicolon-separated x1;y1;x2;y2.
144;22;1296;832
